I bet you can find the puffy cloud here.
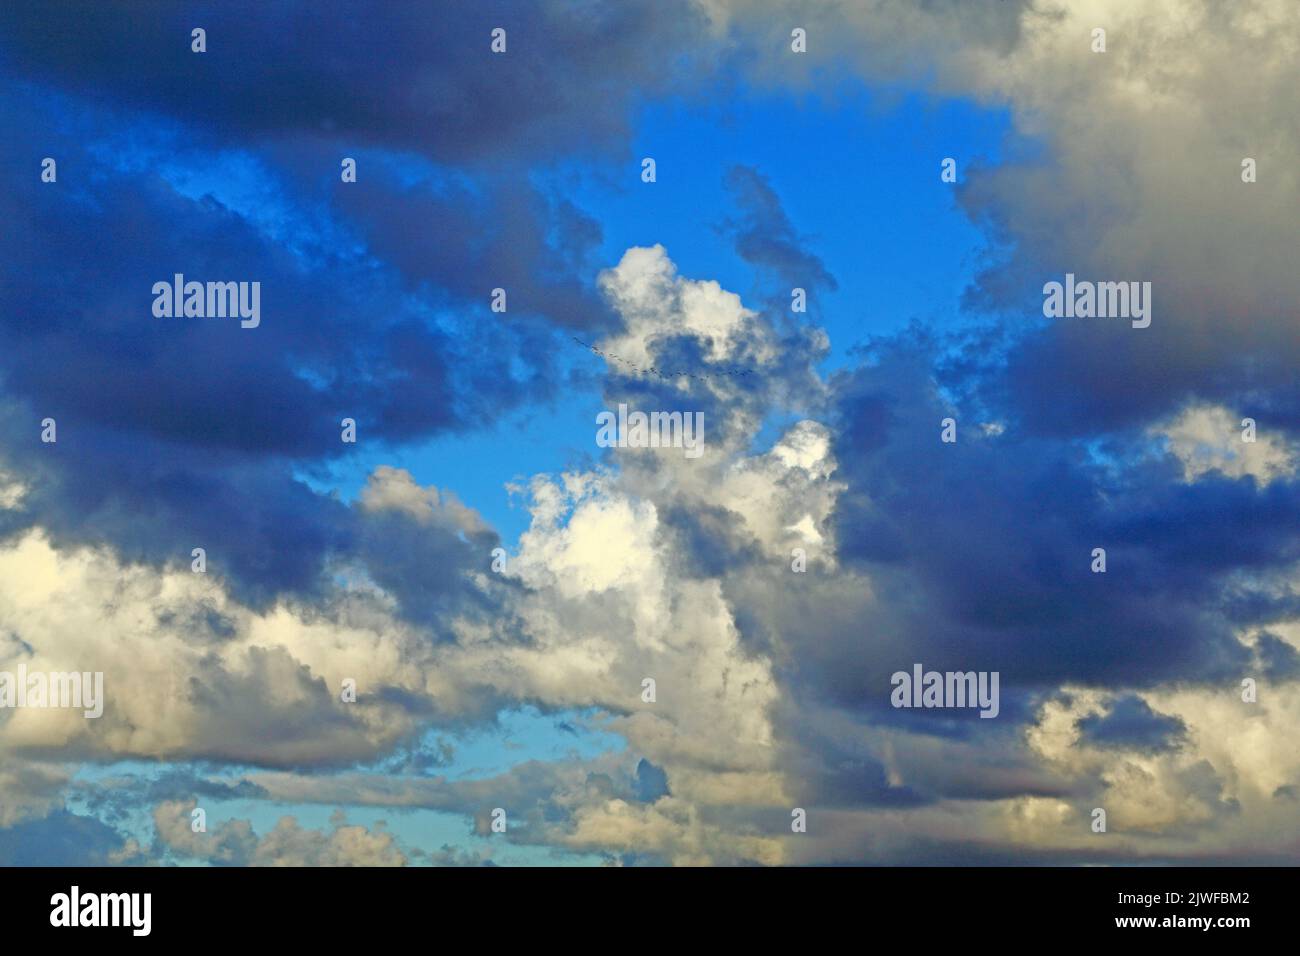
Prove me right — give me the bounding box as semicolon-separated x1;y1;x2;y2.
0;761;70;828
1155;404;1297;486
1019;677;1300;858
154;800;407;866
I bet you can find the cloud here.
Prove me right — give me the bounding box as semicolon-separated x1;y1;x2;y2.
1155;404;1297;486
0;761;71;827
1075;695;1188;753
154;800;407;866
721;165;837;293
0;0;712;165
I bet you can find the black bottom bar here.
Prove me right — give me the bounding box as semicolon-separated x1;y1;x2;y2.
3;865;1290;943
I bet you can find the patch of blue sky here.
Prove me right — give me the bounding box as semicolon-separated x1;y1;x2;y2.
550;81;1012;372
434;705;625;781
66;705;623;865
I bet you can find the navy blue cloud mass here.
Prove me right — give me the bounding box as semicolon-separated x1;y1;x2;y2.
1;0;1297;866
1076;696;1187;754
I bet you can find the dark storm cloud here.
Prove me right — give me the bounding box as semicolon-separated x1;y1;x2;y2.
1254;632;1300;681
0;0;710;165
0;411;354;609
0;85;476;603
1076;695;1188;753
768;326;1289;732
802;755;928;809
0;100;472;458
333;161;612;332
956;149;1300;441
0;0;707;604
355;503;502;632
656;502;762;579
994;318;1265;438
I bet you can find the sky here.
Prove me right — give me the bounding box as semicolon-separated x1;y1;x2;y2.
0;0;1298;866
